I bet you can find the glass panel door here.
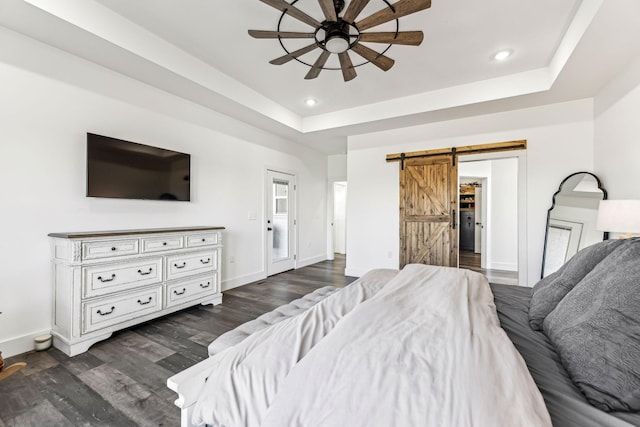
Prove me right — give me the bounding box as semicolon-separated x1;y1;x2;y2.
267;170;296;275
272;179;289;262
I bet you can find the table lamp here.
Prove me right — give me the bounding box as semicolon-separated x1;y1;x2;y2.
596;200;640;238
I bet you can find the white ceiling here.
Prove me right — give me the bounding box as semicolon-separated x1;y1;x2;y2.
2;0;640;154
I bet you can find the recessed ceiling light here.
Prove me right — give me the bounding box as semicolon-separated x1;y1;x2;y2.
304;98;317;107
493;50;513;61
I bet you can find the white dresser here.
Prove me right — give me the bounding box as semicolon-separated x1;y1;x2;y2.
48;226;224;356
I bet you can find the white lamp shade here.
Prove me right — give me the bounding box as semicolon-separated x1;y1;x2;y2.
596;200;640;233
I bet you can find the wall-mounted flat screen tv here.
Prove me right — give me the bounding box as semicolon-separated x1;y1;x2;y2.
87;133;191;201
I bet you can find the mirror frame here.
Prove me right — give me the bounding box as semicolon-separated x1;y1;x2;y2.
541;171;608;278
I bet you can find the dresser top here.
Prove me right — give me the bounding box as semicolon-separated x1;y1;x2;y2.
48;226;225;239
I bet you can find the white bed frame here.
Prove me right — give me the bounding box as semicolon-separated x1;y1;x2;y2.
167;356;219;427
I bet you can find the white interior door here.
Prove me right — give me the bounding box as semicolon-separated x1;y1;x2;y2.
267;170;296;276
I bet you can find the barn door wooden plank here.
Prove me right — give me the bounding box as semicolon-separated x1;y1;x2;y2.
400;155;458;268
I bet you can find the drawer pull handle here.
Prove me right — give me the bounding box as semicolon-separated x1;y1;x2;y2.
174;262;187;269
200;258;211;264
137;268;153;276
97;274;116;283
200;282;211;289
173;288;186;296
97;306;115;316
202;238;206;242
111;247;117;251
137;297;153;305
163;242;168;246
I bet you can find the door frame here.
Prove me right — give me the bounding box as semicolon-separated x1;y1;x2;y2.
477;177;488;267
458;175;488;267
460;151;527;285
332;181;347;256
265;168;297;276
326;176;347;261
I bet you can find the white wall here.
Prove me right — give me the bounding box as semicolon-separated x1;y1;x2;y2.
594;69;640;199
346;99;595;284
0;61;328;356
328;154;347;181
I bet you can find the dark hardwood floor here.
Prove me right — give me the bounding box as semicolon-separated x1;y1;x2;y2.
0;255;355;427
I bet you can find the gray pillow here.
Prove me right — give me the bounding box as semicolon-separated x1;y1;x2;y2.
528;238;625;330
543;238;640;411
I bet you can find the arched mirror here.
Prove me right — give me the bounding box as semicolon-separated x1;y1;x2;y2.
541;172;607;278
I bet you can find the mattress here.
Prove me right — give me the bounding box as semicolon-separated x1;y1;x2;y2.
490;283;640;427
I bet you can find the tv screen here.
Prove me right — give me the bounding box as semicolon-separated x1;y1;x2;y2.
87;133;191;201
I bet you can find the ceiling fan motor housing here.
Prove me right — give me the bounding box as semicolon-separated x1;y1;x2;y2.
320;19;355;53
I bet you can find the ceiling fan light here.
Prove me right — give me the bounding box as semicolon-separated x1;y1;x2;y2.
325;35;350;54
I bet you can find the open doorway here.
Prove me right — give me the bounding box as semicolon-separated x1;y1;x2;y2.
458;177;487;266
333;182;347;255
459;158;519;285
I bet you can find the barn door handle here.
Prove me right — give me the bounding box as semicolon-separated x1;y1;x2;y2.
451;209;456;229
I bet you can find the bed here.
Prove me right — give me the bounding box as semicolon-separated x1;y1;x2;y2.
168;239;640;427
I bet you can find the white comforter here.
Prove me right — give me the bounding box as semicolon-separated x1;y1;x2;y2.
192;264;551;427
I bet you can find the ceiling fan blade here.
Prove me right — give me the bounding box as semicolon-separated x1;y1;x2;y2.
270;43;319;65
357;0;431;31
305;50;332;79
342;0;371;23
351;43;394;71
259;0;321;28
338;52;357;82
249;30;315;39
358;31;423;45
318;0;337;21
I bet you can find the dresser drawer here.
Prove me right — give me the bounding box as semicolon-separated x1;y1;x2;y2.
186;233;219;248
82;286;162;334
141;236;184;254
83;258;163;298
166;250;217;281
166;276;217;308
82;239;139;260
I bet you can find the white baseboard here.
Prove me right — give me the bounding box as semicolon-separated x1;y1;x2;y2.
297;254;327;268
0;329;51;358
221;271;266;292
221;255;332;291
488;262;518;272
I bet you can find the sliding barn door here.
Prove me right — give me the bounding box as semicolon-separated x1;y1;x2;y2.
400;156;458;268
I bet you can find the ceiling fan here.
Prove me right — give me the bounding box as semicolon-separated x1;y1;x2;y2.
248;0;432;81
